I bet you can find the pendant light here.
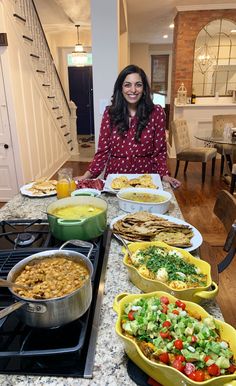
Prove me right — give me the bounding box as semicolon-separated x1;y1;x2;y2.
71;24;87;66
74;24;84;53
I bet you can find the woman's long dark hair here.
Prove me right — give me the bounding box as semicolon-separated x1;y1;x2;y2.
108;64;154;141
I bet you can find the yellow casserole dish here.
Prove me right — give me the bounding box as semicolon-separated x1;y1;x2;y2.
123;241;218;303
113;291;236;386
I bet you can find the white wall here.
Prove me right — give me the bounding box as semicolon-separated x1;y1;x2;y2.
91;0;119;148
1;0;70;186
130;43;150;80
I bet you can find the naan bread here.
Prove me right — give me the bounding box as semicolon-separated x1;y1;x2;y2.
110;174;157;190
27;179;57;195
112;211;194;247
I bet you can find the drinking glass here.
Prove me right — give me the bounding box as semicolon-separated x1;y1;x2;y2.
56;168;76;199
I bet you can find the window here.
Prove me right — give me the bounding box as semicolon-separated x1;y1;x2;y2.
193;19;236;96
151;55;169;95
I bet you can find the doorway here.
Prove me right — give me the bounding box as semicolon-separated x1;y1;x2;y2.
68;66;94;136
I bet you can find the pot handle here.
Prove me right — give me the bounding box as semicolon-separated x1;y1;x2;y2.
113;293;129;313
60;240;94;260
57;219;86;226
0;301;24;320
192;281;219;301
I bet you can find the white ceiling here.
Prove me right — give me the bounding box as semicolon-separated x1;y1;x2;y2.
34;0;236;45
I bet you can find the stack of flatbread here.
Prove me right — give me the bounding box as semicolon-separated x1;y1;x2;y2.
112;211;194;248
27;177;57;196
111;174;157;190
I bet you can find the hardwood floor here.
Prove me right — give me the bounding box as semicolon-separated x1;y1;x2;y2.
1;158;235;327
168;159;236;328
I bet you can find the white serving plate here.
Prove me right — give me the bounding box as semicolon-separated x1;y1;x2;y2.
103;174;163;194
110;213;203;252
20;183;56;198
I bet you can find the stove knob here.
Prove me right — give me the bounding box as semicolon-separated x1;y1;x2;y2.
4;144;9;149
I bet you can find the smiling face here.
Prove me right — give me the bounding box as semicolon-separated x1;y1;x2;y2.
122;73;144;108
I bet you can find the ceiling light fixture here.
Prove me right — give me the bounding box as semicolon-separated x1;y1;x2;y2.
71;24;87;66
169;23;174;29
163;34;168;39
73;24;84;53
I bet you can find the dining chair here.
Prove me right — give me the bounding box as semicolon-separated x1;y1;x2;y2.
171;119;217;183
199;189;236;282
212;115;236;174
230;163;236;194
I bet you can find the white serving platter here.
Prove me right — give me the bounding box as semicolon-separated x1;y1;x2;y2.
103;174;163;194
20;182;57;198
110;213;203;252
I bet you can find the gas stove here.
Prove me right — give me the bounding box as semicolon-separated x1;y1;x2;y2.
0;219;111;378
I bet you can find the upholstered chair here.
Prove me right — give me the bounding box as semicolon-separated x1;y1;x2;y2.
230;164;236;194
212;115;236;174
171;119;217;183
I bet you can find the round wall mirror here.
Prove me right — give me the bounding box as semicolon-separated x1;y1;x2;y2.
192;18;236;97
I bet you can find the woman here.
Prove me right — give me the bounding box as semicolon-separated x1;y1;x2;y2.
78;64;181;188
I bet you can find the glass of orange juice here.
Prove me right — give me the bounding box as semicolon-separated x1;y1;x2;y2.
56;168;76;199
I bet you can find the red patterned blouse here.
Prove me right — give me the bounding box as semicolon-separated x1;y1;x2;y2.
88;104;170;179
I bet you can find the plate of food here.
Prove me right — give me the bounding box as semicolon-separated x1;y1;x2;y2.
110;211;202;252
103;174;163;193
75;178;105;191
20;178;57;197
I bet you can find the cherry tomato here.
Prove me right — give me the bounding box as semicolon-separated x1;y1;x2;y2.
188;370;205;381
159;352;170;364
228;364;236;374
162;320;171;328
176;355;186;362
191;335;197;343
172;359;185;372
208;364;220;376
184;363;195;375
174;339;183;350
161;304;168;314
204;355;211;363
172;309;179;315
160;296;169;305
194;370;205;382
188;372;197;381
160;331;170;339
175;300;186;310
128;310;135;321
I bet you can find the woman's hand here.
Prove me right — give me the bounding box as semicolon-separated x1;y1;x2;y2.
74;171;92;182
162;175;181;189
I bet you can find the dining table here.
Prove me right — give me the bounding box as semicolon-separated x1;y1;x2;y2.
195;134;236;182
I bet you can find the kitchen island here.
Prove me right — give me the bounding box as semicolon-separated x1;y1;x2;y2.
0;183;224;386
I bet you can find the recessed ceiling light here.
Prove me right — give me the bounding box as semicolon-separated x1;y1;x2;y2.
163;34;168;39
169;23;174;29
231;29;236;33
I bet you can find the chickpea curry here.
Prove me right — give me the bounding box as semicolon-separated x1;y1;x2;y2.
13;255;89;299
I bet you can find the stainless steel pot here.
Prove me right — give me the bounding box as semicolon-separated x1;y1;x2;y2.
0;240;94;328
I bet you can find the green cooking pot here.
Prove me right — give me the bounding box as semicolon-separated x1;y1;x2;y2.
46;196;107;241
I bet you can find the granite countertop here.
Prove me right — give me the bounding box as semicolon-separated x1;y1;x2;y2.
0;183;224;386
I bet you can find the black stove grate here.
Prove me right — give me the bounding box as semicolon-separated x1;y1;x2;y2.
0;219;110;377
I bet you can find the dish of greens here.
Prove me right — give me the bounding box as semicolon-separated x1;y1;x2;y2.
121;296;236;382
128;246;207;289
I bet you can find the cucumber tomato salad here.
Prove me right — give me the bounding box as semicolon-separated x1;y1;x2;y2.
121;296;236;382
